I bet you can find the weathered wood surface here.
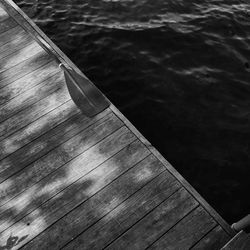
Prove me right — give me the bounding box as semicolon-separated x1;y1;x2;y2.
0;60;56;106
192;226;231;250
65;172;181;250
0;25;25;47
0;114;122;208
0;1;237;249
0;100;77;161
0;16;16;33
221;231;250;250
106;188;198;250
0;50;51;88
149;206;217;249
0;31;32;59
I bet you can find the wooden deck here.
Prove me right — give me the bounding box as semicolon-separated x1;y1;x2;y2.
0;0;237;249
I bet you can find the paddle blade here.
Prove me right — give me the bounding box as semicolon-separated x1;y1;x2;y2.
61;65;110;117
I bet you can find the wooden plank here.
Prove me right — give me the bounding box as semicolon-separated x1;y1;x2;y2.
110;103;234;236
0;138;147;237
0;73;69;140
221;231;250;250
149;206;217;250
0;50;51;89
0;60;57;106
1;0;109;116
0;113;122;208
63;172;182;250
0;25;25;47
0;70;63;122
18;154;164;250
0;109;110;184
192;226;230;250
106;188;198;250
0;17;16;34
0;40;42;73
0;100;77;161
0;31;33;59
0;5;8;21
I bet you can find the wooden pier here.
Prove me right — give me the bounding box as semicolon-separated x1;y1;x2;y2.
0;0;246;249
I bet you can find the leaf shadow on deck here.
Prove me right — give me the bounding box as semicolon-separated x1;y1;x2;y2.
0;40;149;248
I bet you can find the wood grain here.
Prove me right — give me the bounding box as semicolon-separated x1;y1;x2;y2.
192;226;230;250
0;40;42;73
0;113;122;208
0;17;16;34
63;171;181;250
149;206;217;250
0;138;145;233
0;31;33;59
106;188;198;250
19;154;163;249
0;25;25;47
0;109;110;183
0;60;56;106
0;72;68;140
0;5;8;21
221;231;250;250
0;50;51;89
110;103;234;236
0;128;138;248
0;100;77;161
0;70;64;122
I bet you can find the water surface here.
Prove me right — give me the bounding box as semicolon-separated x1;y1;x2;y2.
15;0;250;223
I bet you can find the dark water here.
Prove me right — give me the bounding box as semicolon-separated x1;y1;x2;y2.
15;0;250;223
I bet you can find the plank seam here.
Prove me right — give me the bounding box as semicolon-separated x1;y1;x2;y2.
0;122;125;211
189;224;219;249
0;100;77;162
0;112;114;188
0;62;59;108
0;86;70;141
0;16;17;34
0;42;42;75
0;35;35;60
0;137;140;234
102;187;182;250
59;162;167;250
0;50;50;90
0;25;24;47
110;107;235;236
144;205;200;250
16;141;152;249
